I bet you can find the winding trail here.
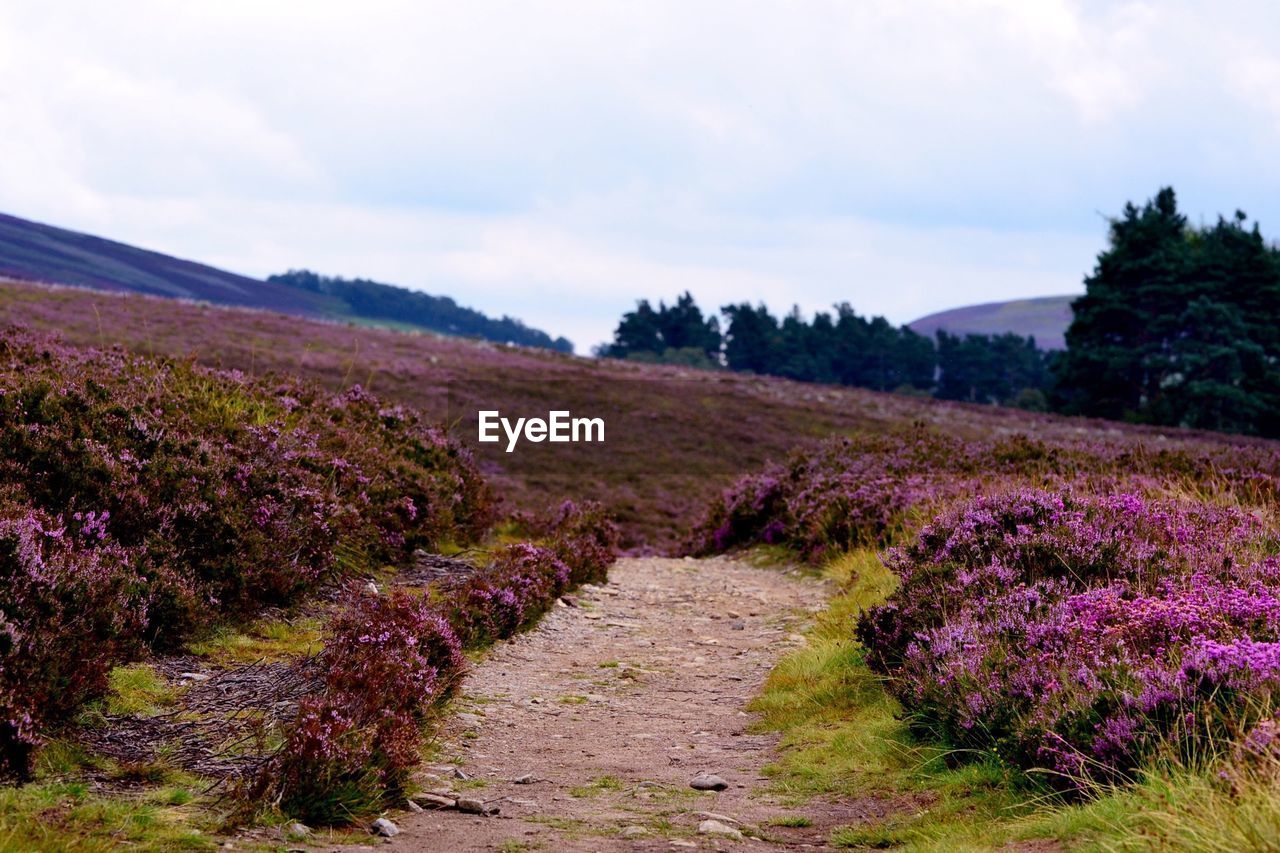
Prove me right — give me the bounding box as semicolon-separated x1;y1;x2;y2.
327;556;841;851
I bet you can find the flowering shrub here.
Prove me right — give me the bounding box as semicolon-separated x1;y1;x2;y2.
452;544;571;644
531;500;620;586
259;500;618;821
0;495;146;779
688;430;1280;563
688;432;1002;561
259;591;464;822
0;328;492;776
857;491;1280;789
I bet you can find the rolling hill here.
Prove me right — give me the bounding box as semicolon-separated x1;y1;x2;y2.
909;295;1076;349
0;211;570;350
0;277;1252;552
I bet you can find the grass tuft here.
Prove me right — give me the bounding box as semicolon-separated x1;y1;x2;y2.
105;664;177;717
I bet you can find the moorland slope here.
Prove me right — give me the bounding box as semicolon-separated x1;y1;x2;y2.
1;278;1266;551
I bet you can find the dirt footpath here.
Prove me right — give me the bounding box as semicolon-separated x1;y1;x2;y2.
325;556;836;852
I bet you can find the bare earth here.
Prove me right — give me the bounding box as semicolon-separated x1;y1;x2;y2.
323;555;841;852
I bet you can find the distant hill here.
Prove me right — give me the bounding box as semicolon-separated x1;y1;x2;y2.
0;211;571;351
267;270;572;353
909;295;1076;350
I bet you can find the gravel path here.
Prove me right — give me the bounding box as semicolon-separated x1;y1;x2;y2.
324;555;841;852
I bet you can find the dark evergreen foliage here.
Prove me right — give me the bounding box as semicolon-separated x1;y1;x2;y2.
269;269;573;353
1056;188;1280;436
603;294;1049;406
602;292;722;363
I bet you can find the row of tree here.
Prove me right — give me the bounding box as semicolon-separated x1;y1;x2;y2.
1058;188;1280;437
599;294;1053;408
602;188;1280;438
270;269;574;352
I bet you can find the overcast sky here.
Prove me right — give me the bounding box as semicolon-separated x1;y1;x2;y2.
3;1;1280;351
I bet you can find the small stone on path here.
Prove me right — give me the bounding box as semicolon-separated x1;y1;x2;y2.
620;825;648;838
369;818;399;837
457;797;500;816
698;819;744;840
690;772;728;791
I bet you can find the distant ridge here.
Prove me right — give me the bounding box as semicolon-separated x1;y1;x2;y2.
0;211;571;351
909;295;1075;350
0;212;339;316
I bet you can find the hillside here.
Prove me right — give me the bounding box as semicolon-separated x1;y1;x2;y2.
909;294;1075;349
0;277;1260;552
0;212;569;350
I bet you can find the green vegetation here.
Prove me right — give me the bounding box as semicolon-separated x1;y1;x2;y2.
1059;187;1280;436
0;745;214;851
606;187;1280;433
766;815;813;827
186;618;324;665
105;665;177;717
756;548;1280;850
602;294;1052;405
269;269;573;352
568;776;625;799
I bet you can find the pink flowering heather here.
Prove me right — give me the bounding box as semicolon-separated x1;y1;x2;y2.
858;490;1280;789
0;327;493;777
259;500;618;821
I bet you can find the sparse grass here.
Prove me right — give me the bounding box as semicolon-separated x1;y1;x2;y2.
767;815;813;827
568;776;625;799
558;694;589;705
186;617;323;665
0;780;214;851
105;664;177;717
497;841;544;853
1009;755;1280;851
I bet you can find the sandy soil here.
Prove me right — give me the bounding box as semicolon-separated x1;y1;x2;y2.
319;555;853;852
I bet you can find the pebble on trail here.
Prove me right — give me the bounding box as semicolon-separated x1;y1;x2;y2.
689;772;729;791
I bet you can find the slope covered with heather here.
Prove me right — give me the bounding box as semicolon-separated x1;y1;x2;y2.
0;213;568;350
2;277;1263;554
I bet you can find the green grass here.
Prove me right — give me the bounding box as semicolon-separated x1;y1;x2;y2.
753;547;1280;851
767;815;813;827
0;780;214;851
751;549;1066;849
186;617;323;665
105;664;177;717
1018;756;1280;851
568;776;625;799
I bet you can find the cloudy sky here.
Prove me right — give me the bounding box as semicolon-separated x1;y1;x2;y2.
3;1;1279;350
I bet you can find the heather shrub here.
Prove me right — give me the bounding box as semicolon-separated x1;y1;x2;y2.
261;500;619;822
257;590;464;822
289;384;494;562
688;432;990;561
0;496;146;779
857;490;1280;789
541;500;620;585
0;328;493;771
451;544;572;644
322;589;466;714
687;429;1280;563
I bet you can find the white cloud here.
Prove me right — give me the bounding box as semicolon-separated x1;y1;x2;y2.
0;0;1278;350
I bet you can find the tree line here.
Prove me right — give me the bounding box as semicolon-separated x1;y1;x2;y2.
602;187;1280;437
1057;188;1280;437
599;293;1053;409
270;269;574;353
